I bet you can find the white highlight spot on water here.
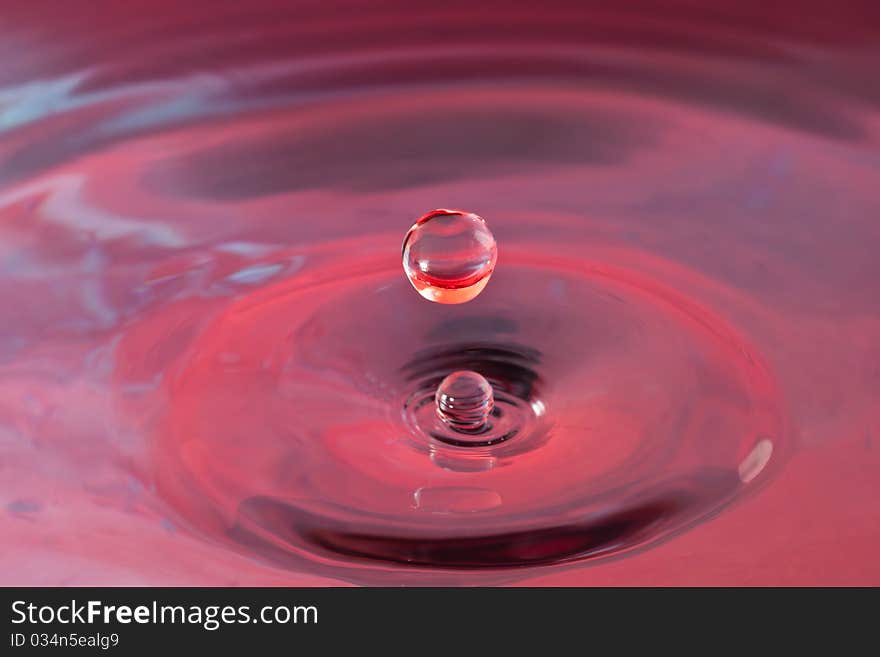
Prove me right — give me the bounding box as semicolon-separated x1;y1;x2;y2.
738;438;773;483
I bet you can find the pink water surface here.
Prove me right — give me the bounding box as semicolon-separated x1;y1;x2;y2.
0;0;878;585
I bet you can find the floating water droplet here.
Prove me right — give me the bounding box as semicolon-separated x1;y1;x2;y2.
435;370;494;433
402;209;497;304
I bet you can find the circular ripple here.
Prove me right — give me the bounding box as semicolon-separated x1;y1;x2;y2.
142;245;785;578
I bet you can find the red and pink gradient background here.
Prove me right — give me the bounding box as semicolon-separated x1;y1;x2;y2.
0;0;878;585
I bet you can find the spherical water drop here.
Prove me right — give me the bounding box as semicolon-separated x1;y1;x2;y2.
435;370;495;433
402;209;497;304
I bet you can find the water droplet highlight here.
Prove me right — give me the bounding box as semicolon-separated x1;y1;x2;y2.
435;370;495;433
402;209;497;304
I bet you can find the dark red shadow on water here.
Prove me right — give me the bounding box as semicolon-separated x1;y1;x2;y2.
230;469;740;578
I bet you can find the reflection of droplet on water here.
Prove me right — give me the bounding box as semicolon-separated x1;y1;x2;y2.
402;209;497;304
412;486;503;513
435;370;495;432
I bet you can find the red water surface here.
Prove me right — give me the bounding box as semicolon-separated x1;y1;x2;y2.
0;0;878;585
